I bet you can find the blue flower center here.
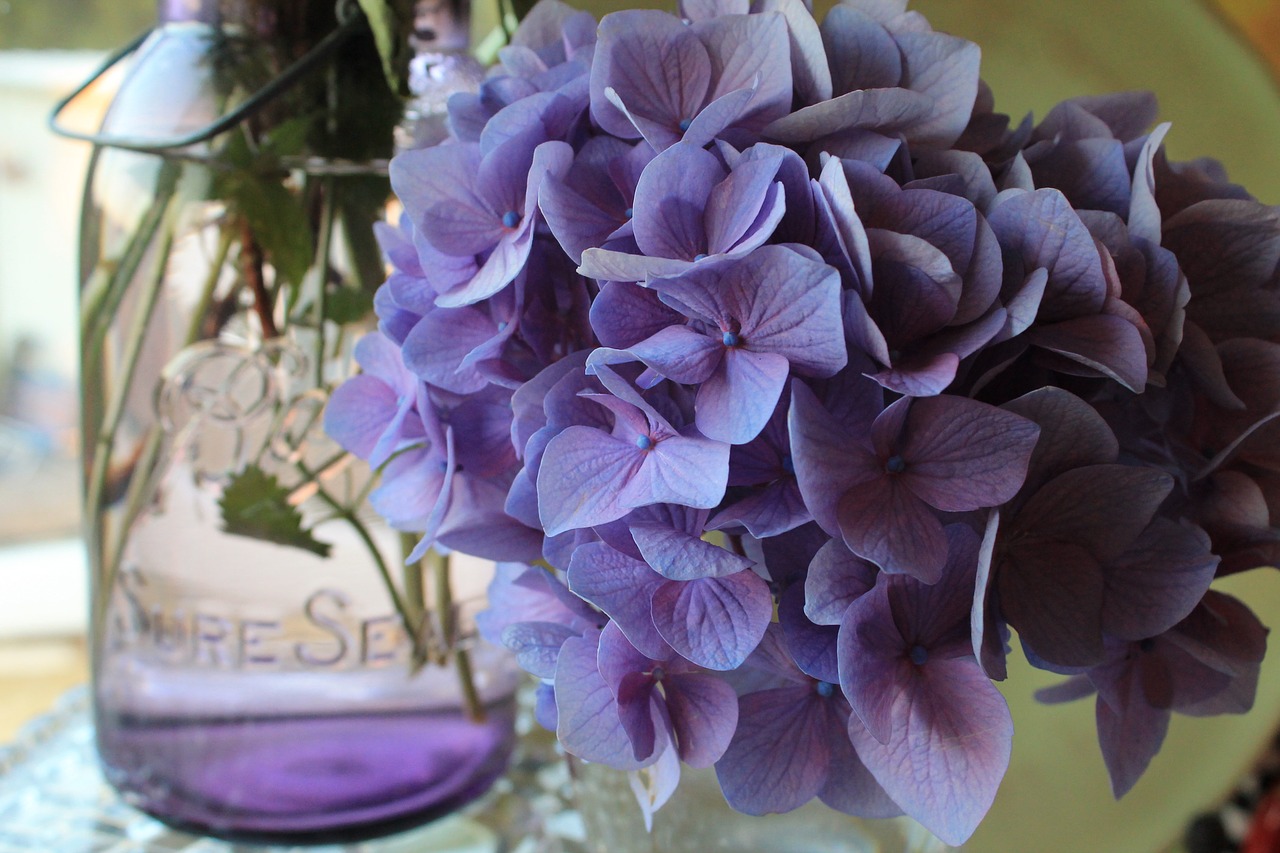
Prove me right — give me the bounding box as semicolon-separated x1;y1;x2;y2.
651;666;666;682
815;681;835;698
909;644;929;666
497;321;508;332
722;331;739;347
694;253;708;261
624;207;634;219
678;118;693;132
636;435;653;450
886;455;906;474
501;210;521;228
781;454;795;475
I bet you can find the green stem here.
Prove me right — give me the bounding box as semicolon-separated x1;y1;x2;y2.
98;428;165;624
312;176;336;387
80;162;180;362
86;215;179;631
429;549;486;723
401;532;428;665
430;548;453;653
453;643;486;724
183;226;236;344
300;460;417;649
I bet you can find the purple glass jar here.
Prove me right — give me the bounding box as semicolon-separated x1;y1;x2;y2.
74;0;518;843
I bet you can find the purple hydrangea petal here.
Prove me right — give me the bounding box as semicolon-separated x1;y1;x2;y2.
590;281;686;349
651;570;773;671
1102;519;1218;642
837;583;909;743
1129;123;1172;244
714;687;833;814
664;672;740;767
1029;137;1131;217
1027;313;1150;392
999;386;1119;494
763;87;933;144
696;348;792;444
541;170;632;264
555;629;657;770
632;143;722;259
846;657;1011;847
502;620;580;678
589;11;712;143
1002;540;1107;667
477;562;597;645
805;538;879;625
631;522;753;580
324;374;404;461
971;509;1007;679
705;149;786;255
837;476;948;581
818;710;901;819
759;0;831;105
708;478;810;538
391;143;496;256
788;380;880;536
680;85;759;150
780;583;840;684
1094;662;1171;798
893;30;982;148
599;324;725;385
402;307;496;394
693;13;792;129
820;5;902;94
869;352;960;397
988;189;1107;322
897;395;1041;512
567;542;668;660
537;425;647;534
578;246;694;283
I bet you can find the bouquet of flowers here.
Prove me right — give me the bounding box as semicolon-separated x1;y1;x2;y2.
325;0;1276;844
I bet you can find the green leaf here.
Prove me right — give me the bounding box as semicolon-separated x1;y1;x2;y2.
219;464;332;557
325;285;375;324
356;0;414;95
228;174;315;289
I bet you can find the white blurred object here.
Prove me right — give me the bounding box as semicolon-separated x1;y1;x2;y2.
0;538;87;638
0;51;113;635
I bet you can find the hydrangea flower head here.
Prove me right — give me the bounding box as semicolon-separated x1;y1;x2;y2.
328;0;1280;845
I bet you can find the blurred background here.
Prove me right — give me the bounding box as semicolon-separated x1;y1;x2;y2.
1;0;1278;789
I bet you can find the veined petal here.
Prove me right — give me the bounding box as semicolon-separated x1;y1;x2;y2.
805;538;879;625
664;672;740;767
837;476;948;581
848;657;1012;847
615;324;725;385
632;522;754;580
651;570;773;670
538;425;646;535
789;380;879;535
897;395;1041;512
715;687;834;814
631;143;722;260
555;630;656;770
568;543;668;660
591;9;712;136
696;347;791;444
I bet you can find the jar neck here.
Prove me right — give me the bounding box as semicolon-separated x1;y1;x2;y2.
155;0;290;41
157;0;235;25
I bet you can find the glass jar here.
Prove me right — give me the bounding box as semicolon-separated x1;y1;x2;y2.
67;0;521;844
569;760;938;853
